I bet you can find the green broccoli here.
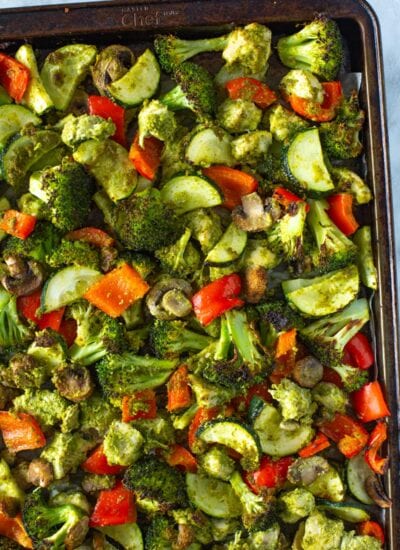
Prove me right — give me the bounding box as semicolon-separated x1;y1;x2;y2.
231;131;272;165
324;363;368;393
330;166;372;205
47;239;101;270
340;531;383;550
311;382;347;414
2;221;61;264
269;379;316;423
256;300;306;333
103;421;144;466
160;62;217;116
189;373;236;409
267;104;310;143
40;432;95;480
0;458;24;517
280;69;324;103
78;393;119;438
61;114;115;147
267;201;307;261
27;328;67;372
9;353;47;389
229;471;272;531
145;516;177;550
277;17;343;80
278;488;315;523
137;99;178;146
217;98;262;133
22;488;88;549
29;158;94;232
320;92;365;159
299;510;344;550
222;23;272;75
199;446;236;481
96;352;178;397
0;289;32;349
134;415;176;452
307;199;357;273
183;208;223;254
68;302;127;366
95;188;183;252
150;319;213;359
17;192;50;220
123;456;188;512
155;227;201;278
172;508;214;546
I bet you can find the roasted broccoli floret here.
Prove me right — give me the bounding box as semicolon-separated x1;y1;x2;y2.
9;352;47;389
138;99;178;147
2;221;61;264
61;114;115;147
217;98;262;134
299;510;344;550
17;192;50;219
150;319;213;359
183;208;223;254
134;415;176;452
22;488;88;549
269;379;316;423
47;239;101;270
29;159;94;232
267;104;310;143
78;393;119;438
325;363;368;393
155;227;201;278
277;17;343;80
267;201;307;261
280;69;324;103
40;432;95;480
96;352;177;397
278;488;315;524
231;131;272;165
340;530;383;550
307;199;357;273
200;446;236;481
124;456;187;512
222;23;272;75
256;300;306;333
145;515;177;550
0;289;32;349
230;471;272;531
27;328;67;372
189;373;236;409
172;508;214;546
95;188;183;252
160;62;217;116
103;421;144;466
320;92;365;159
330;166;372;205
311;381;347;414
68;302;127;366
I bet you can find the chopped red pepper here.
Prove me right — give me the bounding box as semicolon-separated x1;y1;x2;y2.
0;210;36;239
0;511;33;549
89;481;136;527
269;329;298;384
0;411;46;453
58;317;78;347
225;77;277;109
365;422;389;475
167;365;192;412
298;432;331;458
82;444;125;476
327;193;359;236
245;456;293;494
66;227;115;248
287;81;343;122
352;381;390;423
344;333;374;370
0;53;30;103
165;444;198;473
322;366;344;388
202;165;258;210
17;289;65;331
129;134;164;181
192;274;244;326
356;520;385;544
319;412;369;459
272;186;309;212
122;390;157;422
88;95;126;147
188;407;219;451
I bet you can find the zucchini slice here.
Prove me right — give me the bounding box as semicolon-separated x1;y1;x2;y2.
253;403;314;457
0;105;41;153
186;473;242;519
0;85;11;106
316;499;370;523
15;44;54;115
286;128;334;194
346;452;374;505
197;419;261;471
307;465;345;502
185;127;235;167
107;49;160;107
282;265;359;317
41;44;97;111
97;523;143;550
160;174;222;215
41;266;102;313
205;222;247;266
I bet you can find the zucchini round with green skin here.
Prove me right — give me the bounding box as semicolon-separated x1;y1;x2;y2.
316;499;370;523
307;466;345;502
205;222;247;266
97;523;143;550
185;127;235;167
346;452;375;505
41;266;102;313
247;396;267;423
282;264;359;317
197;418;261;471
107;49;160;107
253;403;314;457
0;105;41;153
186;473;242;518
285;128;335;195
160;174;222;215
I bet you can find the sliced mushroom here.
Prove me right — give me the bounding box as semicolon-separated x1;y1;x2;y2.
365;474;392;508
92;45;135;95
27;458;54;488
287;456;330;486
292;356;324;388
146;277;192;320
242;266;267;304
2;255;44;297
161;288;193;318
65;516;89;550
52;365;94;403
232;192;275;232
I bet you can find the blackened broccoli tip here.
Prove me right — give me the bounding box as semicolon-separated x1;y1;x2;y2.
0;289;32;348
2;221;61;264
48;239;100;270
299;298;369;369
22;488;87;548
154;33;228;73
123;456;187;512
150;319;213;359
0;537;22;550
161;62;217;116
267;201;307;261
277;17;343;81
256;299;305;333
229;471;271;531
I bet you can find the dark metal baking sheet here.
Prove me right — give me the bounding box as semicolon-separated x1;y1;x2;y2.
0;0;398;546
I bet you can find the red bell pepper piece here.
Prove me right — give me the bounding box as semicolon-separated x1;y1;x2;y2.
287;81;343;122
165;444;198;473
58;317;78;347
0;53;30;103
356;520;385;544
129;134;164;181
322;366;344;388
272;186;309;212
66;227;115;248
0;511;33;549
319;412;369;459
202;165;258;210
245;456;293;494
327;193;359;236
192;274;244;326
167;365;192;412
122;390;157;422
344;332;374;370
352;381;390;423
89;481;136;527
0;210;36;239
0;411;46;453
298;432;331;458
225;77;277;109
17;289;65;332
88;95;126;147
188;406;219;451
82;444;125;476
365;421;389;475
269;329;298;384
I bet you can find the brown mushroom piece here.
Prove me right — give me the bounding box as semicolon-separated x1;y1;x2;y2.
287;456;330;486
365;474;392;508
27;458;54;488
11;461;32;491
242;265;268;304
92;45;135;95
146;277;192;320
232;192;276;232
1;255;44;297
65;516;89;550
9;353;46;389
292;356;324;388
52;364;94;403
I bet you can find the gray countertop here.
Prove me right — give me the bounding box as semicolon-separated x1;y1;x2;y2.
1;0;399;288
